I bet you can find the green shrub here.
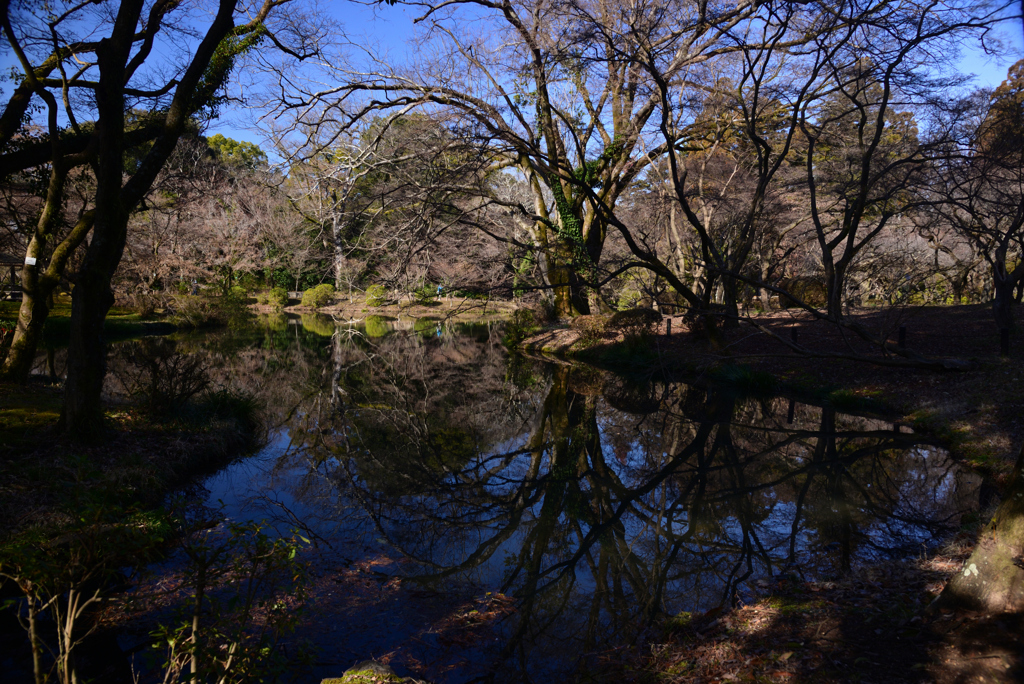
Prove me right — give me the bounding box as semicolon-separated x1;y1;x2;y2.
365;283;388;307
269;286;288;308
301;283;335;309
503;308;539;347
256;287;288;309
414;283;439;305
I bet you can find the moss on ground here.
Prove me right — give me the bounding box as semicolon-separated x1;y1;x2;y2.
0;382;262;542
0;299;175;347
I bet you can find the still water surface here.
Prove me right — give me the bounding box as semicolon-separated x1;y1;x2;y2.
111;314;979;682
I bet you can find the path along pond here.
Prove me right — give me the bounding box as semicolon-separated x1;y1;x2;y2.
96;313;981;683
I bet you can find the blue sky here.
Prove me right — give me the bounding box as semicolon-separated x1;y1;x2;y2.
2;1;1022;149
203;3;1024;149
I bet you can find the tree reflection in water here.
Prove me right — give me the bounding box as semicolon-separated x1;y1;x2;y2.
179;319;978;681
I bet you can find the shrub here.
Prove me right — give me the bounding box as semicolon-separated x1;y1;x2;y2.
365;283;388;307
301;283;335;309
256;287;288;309
606;309;663;339
269;286;288;308
503;308;539;347
169;296;227;329
413;283;439;305
120;292;161;318
779;276;827;309
570;314;610;348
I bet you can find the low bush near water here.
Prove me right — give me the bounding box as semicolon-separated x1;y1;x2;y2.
503;308;539;347
256;287;288;309
570;314;611;348
301;284;335;309
365;283;388;307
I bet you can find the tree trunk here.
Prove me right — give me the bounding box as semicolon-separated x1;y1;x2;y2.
1;163;91;381
993;277;1015;332
759;259;772;311
992;252;1017;332
934;445;1024;612
59;0;137;437
722;275;740;329
61;237;121;437
1;282;52;381
826;260;847;319
546;239;590;319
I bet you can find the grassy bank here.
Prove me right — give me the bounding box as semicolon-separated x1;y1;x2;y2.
0;381;270;683
0;382;262;539
0;299;176;348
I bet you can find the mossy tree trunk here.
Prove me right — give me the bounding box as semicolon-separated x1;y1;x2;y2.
1;178;93;382
936;446;1024;612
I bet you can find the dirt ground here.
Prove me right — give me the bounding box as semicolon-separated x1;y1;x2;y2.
524;303;1024;684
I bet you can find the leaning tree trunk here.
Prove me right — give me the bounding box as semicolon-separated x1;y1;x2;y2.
2;281;52;381
1;169;92;381
935;445;1024;612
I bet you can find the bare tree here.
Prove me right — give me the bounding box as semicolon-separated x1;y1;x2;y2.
0;0;321;434
935;60;1024;331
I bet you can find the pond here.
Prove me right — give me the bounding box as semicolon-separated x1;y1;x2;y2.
104;315;980;682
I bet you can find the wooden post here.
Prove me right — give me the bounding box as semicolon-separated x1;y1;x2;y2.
1000;328;1010;357
666;318;672;336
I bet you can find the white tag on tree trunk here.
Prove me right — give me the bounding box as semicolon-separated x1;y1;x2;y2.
24;256;36;266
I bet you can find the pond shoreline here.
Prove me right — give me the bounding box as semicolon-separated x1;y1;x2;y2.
0;380;266;683
2;310;1020;683
520;304;1024;476
518;305;1024;683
